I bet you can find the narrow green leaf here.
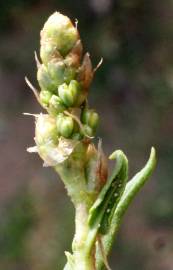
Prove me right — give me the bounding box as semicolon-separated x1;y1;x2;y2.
96;147;157;270
88;150;128;234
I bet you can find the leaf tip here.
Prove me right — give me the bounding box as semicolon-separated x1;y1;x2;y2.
150;146;157;167
109;149;122;160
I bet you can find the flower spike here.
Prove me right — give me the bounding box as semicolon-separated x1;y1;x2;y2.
27;12;157;270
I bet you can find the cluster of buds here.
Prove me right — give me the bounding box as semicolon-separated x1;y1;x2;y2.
27;12;107;199
35;12;99;141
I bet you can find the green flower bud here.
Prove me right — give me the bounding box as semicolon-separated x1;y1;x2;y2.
58;83;77;107
69;79;81;106
61;117;74;138
48;60;76;86
56;114;74;138
35;114;58;146
68;79;84;107
82;124;94;137
40;90;52;106
47;60;65;86
40;12;79;60
88;111;99;130
37;64;56;92
69;79;80;94
81;109;99;130
48;95;66;115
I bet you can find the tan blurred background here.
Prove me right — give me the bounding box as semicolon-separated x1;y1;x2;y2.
1;1;173;269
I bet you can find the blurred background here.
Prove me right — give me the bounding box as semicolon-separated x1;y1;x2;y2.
1;0;173;269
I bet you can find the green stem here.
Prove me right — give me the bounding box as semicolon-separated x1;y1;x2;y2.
55;155;98;269
63;202;97;270
72;203;96;270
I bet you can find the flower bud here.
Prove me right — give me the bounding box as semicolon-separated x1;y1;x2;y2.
88;111;99;130
37;64;56;92
48;95;66;115
47;60;65;86
35;114;58;146
82;124;94;137
81;109;99;130
40;12;79;61
69;80;81;103
56;114;74;138
58;82;77;107
40;90;52;106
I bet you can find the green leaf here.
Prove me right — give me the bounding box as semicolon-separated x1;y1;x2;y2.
88;150;128;234
96;147;157;270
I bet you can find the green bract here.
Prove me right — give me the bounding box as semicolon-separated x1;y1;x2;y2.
37;64;56;92
47;60;66;85
64;67;76;84
27;11;157;270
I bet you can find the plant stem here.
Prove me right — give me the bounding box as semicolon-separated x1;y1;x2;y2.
72;203;96;270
